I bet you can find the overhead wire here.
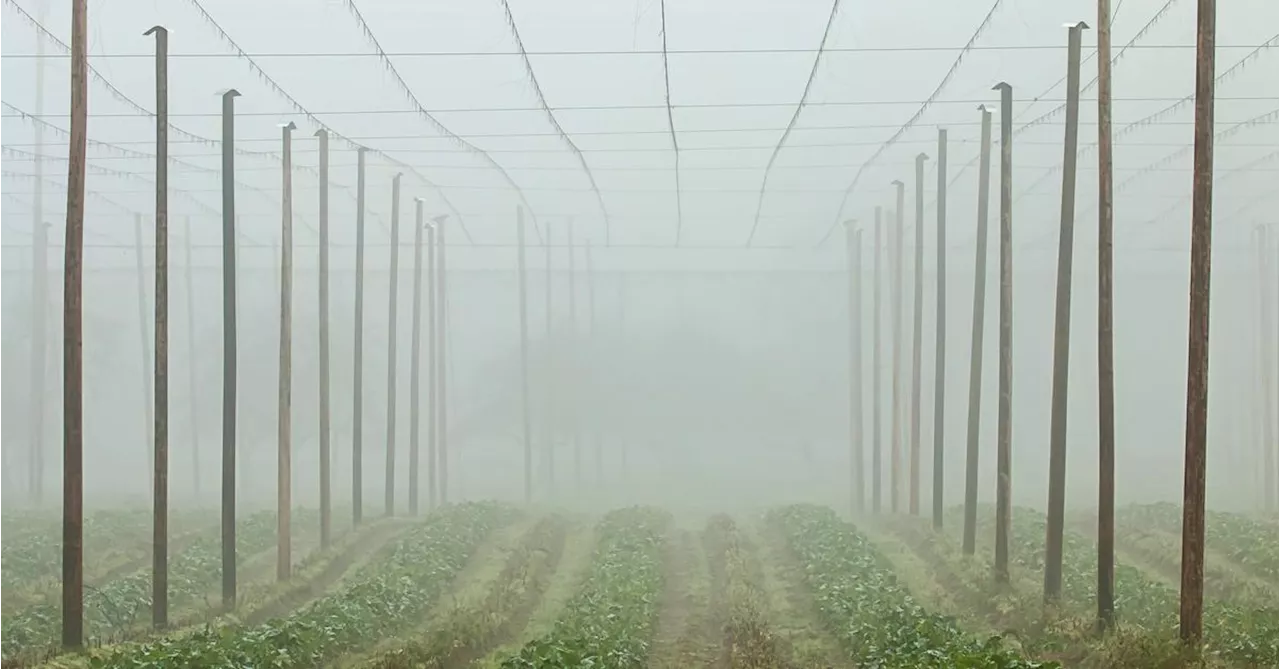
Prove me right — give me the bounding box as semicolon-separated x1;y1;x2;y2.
337;0;536;240
940;0;1179;196
180;0;472;242
818;0;1009;247
4;0;332;241
659;0;684;245
496;0;606;242
744;0;843;247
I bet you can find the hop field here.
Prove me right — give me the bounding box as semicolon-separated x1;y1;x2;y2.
1;503;1274;668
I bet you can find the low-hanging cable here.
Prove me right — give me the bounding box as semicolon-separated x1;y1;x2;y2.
659;0;685;246
818;0;1007;248
338;0;538;238
182;0;478;242
744;0;843;247
496;0;607;245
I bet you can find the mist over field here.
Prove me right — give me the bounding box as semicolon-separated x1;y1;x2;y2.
1;0;1277;665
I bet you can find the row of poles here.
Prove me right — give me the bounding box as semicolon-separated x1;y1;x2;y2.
44;0;1270;651
55;23;458;646
841;5;1275;643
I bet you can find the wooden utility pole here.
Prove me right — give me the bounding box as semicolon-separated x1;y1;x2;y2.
1180;0;1215;643
892;184;905;515
408;200;424;515
963;107;993;556
1044;21;1088;603
616;273;628;481
586;241;602;486
134;214;156;494
872;207;883;512
385;173;403;517
993;80;1014;584
568;221;581;490
62;0;89;648
219;88;240;609
518;207;533;503
437;218;450;504
933;128;949;530
31;6;48;504
315;130;331;546
145;24;170;630
912;153;926;521
845;221;864;513
276;121;296;582
1256;225;1278;514
408;200;430;514
426;220;438;510
184;218;199;498
1096;0;1117;632
353;147;367;526
544;224;556;492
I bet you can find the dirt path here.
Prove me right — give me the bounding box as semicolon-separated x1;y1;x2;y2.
241;518;413;626
749;520;850;669
646;526;723;669
470;521;598;668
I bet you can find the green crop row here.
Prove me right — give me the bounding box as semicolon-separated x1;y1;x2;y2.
1112;503;1278;580
769;504;1055;669
2;509;153;592
1;508;300;659
1004;507;1277;666
500;506;670;669
87;501;514;669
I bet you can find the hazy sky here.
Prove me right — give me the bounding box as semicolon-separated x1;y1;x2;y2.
1;0;1277;511
0;0;1275;272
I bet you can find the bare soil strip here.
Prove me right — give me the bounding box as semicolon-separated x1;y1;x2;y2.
714;514;793;669
468;520;599;669
646;526;722;669
749;519;850;669
240;518;414;626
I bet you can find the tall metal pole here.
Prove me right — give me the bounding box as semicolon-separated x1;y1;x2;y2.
845;221;863;514
145;24;170;630
933;128;949;530
219;88;240;610
315;130;331;546
544;224;556;493
568;221;581;490
353;147;367;526
872;207;883;513
385;173;403;517
993;81;1014;584
1044;22;1088;603
134;214;156;495
437;218;450;504
892;185;905;515
62;0;89;648
30;3;48;504
518;207;533;503
426;221;438;510
1179;0;1215;643
277;121;296;582
1096;0;1117;632
184;218;199;498
963;107;993;556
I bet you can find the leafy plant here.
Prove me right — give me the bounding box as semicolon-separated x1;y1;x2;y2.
769;504;1054;669
500;506;670;669
87;501;514;669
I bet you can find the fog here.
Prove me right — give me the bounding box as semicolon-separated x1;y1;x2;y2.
1;0;1276;516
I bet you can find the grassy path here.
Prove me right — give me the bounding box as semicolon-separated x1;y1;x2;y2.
750;518;850;669
646;526;723;669
471;519;598;668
